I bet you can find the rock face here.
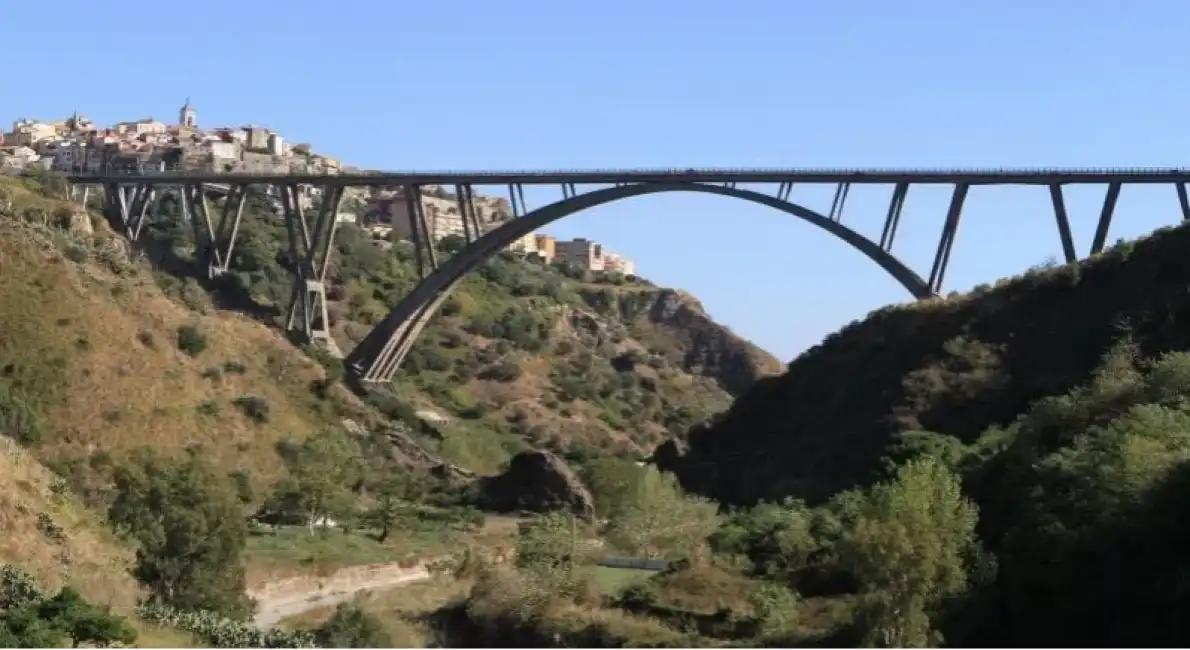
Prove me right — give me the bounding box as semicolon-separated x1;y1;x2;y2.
587;287;784;397
479;450;596;520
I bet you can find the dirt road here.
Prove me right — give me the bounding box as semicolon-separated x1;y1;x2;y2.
249;562;435;629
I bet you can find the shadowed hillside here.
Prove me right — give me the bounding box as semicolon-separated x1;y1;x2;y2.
656;221;1190;505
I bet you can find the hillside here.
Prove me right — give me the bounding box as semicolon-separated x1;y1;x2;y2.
0;170;775;552
14;168;1190;646
0;175;776;475
638;217;1190;645
0;177;353;490
119;180;779;472
654;219;1190;505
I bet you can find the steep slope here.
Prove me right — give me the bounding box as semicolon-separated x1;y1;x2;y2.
126;185;779;472
0;436;139;611
0;176;359;499
656;221;1190;505
2;173;776;474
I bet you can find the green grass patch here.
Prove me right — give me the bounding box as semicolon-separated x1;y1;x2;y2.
244;524;453;578
586;566;655;596
436;420;528;475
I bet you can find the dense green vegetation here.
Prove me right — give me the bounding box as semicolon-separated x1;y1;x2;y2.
0;566;138;648
636;219;1190;645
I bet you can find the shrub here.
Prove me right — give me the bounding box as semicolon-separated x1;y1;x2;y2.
313;604;392;648
232;396;270;423
137;603;315;648
478;359;523;382
176;324;208;357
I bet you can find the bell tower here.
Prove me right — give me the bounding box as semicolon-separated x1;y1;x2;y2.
179;98;197;128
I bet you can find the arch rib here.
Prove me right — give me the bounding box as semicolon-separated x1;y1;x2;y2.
346;182;933;383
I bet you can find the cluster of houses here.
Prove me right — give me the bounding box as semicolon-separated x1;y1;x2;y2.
0;101;635;275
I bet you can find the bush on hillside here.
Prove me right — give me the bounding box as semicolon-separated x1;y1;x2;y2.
0;566;137;648
108;449;253;619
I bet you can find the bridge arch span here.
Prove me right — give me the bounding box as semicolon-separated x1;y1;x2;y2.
346;181;932;383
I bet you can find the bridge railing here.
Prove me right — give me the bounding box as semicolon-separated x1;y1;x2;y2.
55;166;1190;180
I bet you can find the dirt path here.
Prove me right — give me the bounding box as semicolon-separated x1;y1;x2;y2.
248;561;437;629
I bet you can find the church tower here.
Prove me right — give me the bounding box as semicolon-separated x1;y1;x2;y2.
179;98;197;128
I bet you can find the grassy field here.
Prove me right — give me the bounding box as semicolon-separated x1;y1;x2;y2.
586;565;655;595
244;524;457;585
245;514;524;586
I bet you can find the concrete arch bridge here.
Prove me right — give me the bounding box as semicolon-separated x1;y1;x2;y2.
61;167;1190;385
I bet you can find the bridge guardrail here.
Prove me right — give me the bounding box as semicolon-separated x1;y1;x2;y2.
53;166;1190;178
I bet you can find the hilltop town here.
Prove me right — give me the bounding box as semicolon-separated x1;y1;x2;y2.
0;99;636;275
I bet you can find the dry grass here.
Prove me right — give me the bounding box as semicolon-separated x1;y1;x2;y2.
278;576;471;647
270;513;527;646
0;181;363;647
650;562;762;616
0;212;340;485
0;429;204;648
0;436;140;611
462;566;690;647
537;600;690;647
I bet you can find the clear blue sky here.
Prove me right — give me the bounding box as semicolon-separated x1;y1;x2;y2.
5;0;1190;361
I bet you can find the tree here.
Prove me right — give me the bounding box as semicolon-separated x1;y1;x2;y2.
836;456;978;648
515;512;576;575
367;471;430;543
270;429;362;535
0;605;64;649
604;466;720;560
513;512;589;604
108;449;254;619
313;603;392;648
578;456;648;519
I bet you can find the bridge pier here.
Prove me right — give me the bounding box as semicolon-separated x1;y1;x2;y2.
400;184;439;279
926;183;970;294
279;183;345;352
878;182;909;253
101;182;156;240
454;183;484;243
70;184;90;207
178;182;248;279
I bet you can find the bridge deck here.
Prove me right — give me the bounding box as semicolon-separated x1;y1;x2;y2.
62;167;1190;185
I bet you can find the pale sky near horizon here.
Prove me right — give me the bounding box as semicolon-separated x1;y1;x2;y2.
5;0;1190;361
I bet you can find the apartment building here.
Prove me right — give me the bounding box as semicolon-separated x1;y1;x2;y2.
365;188;513;244
508;232;538;255
550;237;637;275
555;238;605;272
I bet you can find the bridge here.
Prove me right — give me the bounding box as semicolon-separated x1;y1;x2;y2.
61;167;1190;386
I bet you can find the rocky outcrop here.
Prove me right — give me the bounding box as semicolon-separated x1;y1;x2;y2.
340;418;474;479
479;450;596;520
580;287;783;396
